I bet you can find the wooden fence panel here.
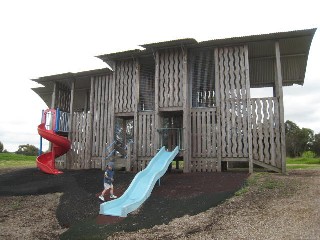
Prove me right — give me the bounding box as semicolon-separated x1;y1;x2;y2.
68;112;90;169
217;46;249;160
136;112;155;171
158;49;184;108
250;97;281;169
114;59;137;113
90;74;114;168
190;108;218;172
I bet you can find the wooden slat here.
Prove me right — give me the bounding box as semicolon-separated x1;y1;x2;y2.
251;99;258;160
201;111;206;157
214;48;222;171
174;50;179;106
269;98;276;166
159;52;164;108
240;47;249;158
178;49;184;107
275;41;286;173
257;99;264;163
169;50;174;107
219;48;226;158
263;99;270;164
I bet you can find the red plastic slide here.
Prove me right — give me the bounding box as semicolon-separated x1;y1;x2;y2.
36;123;71;175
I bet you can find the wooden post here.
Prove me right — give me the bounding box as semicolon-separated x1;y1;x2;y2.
86;77;95;169
66;80;75;169
182;47;191;173
109;61;116;168
244;45;253;173
133;59;140;171
274;41;286;174
154;51;160;154
51;82;57;109
214;48;222;172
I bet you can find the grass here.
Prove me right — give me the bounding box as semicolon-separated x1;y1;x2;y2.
286;155;320;170
0;153;36;168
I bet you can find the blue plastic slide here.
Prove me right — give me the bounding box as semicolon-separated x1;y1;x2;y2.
99;146;179;217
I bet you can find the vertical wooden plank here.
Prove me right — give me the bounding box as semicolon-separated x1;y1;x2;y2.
134;60;140;166
251;99;258;160
269;98;276;166
102;76;109;169
263;99;270;164
182;47;190;172
96;77;102;157
274;99;281;167
201;111;207;157
215;48;222;171
138;114;143;156
146;114;151;156
219;48;226;159
178;49;184;107
164;50;170;108
206;110;211;158
154;51;160;154
197;111;201;158
234;47;243;157
51;82;57;109
257;99;264;163
159;52;164;108
169;50;174;107
244;45;253;173
127;61;132;112
174;50;179;106
142;114;147;156
86;77;95;168
274;41;286;174
224;48;232;157
66;81;75;169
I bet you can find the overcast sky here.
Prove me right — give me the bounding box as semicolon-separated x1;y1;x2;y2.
0;0;319;152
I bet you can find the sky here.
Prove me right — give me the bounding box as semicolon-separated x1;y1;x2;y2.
0;0;319;152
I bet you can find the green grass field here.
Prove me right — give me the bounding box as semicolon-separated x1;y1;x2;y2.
0;153;36;168
1;152;320;170
286;154;320;170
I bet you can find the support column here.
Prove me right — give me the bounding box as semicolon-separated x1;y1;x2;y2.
51;82;57;109
182;47;191;173
66;80;75;169
214;48;222;172
244;45;253;173
274;41;286;174
133;59;140;172
154;51;160;155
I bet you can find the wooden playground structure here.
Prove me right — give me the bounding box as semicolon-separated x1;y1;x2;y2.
32;28;316;173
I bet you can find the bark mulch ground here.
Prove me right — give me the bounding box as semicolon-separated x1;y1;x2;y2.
0;167;248;239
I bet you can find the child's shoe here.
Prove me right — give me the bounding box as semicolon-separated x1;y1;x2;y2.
99;195;105;201
110;194;117;199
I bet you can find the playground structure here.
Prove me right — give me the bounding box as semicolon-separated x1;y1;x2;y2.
32;28;316;174
37;109;71;174
100;146;179;216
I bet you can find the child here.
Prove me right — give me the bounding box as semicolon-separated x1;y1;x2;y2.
99;162;117;201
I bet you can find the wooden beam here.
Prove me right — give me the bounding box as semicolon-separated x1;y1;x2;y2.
66;80;75;169
182;47;191;173
86;77;95;169
214;48;222;172
51;82;57;109
134;59;140;167
154;51;160;155
244;45;254;173
274;41;286;174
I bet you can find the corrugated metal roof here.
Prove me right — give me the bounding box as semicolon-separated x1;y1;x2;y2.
33;68;112;83
140;38;198;49
196;28;316;48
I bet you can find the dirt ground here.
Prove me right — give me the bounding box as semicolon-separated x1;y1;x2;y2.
0;167;319;240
